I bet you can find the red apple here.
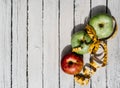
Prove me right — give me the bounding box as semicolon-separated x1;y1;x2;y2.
61;52;83;75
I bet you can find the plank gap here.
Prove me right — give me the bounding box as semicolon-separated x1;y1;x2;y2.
106;0;108;13
42;0;44;88
26;0;29;88
58;0;61;87
10;0;13;88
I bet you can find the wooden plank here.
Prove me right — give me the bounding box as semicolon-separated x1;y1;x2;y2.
0;0;11;88
107;1;120;88
28;0;42;88
74;0;90;26
74;0;91;88
43;0;59;88
12;0;27;88
60;0;74;88
90;0;107;88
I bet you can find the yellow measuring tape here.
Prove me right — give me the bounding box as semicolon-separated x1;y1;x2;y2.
74;17;118;85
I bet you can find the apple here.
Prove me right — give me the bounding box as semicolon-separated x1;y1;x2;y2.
89;13;113;39
71;31;92;54
61;52;83;75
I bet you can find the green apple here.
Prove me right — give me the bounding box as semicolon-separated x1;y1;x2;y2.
89;13;113;39
71;31;92;54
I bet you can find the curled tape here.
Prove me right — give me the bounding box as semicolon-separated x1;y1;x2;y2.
74;17;118;85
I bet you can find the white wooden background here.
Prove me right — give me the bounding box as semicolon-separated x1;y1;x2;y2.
0;0;120;88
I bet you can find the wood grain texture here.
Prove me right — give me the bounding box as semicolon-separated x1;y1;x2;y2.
107;0;120;88
91;0;107;88
74;0;90;88
0;0;11;88
60;0;74;88
0;0;120;88
12;0;27;88
28;0;42;88
43;0;59;88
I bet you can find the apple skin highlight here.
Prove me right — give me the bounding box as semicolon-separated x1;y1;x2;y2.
89;13;113;39
61;53;83;75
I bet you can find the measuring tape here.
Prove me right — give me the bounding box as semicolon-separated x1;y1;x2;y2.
73;17;118;85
